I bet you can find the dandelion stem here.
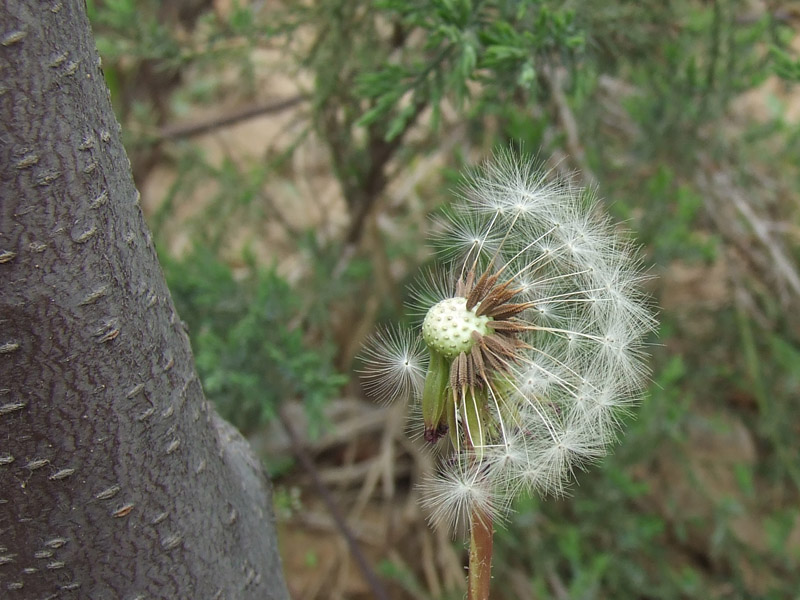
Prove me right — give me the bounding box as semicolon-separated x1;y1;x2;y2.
468;505;494;600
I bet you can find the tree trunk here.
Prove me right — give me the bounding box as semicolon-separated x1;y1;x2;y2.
0;3;290;599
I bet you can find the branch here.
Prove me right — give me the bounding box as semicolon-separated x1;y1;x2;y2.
542;64;597;187
697;159;800;308
277;406;391;600
345;98;429;245
158;96;306;140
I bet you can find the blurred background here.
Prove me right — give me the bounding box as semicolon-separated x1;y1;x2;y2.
88;0;800;598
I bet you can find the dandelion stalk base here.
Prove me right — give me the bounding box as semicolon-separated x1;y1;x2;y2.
468;506;493;600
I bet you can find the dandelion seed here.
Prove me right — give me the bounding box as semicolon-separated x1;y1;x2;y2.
418;455;505;533
360;326;426;405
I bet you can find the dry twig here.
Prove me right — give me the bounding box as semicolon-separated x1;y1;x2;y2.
697;157;800;314
277;406;391;600
159;96;306;140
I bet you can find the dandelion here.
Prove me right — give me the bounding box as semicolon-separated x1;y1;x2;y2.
361;150;655;600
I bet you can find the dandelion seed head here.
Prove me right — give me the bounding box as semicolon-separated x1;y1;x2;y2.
359;150;655;531
421;297;491;358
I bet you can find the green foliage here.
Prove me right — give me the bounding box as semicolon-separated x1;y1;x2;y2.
600;3;775;166
351;0;585;138
772;45;800;82
377;559;438;600
637;167;720;263
162;246;346;436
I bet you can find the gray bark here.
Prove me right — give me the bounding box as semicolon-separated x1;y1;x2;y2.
0;2;290;599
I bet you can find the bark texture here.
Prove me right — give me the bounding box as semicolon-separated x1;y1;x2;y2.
0;2;290;599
